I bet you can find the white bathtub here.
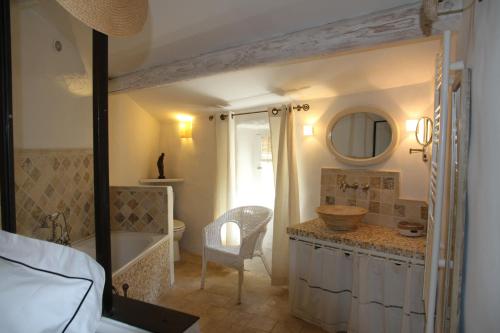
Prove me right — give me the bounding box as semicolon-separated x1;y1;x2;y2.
74;231;172;302
74;231;167;274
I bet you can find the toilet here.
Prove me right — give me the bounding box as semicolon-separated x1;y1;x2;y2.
173;219;186;262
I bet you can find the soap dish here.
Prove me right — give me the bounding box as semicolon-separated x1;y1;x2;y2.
397;221;425;237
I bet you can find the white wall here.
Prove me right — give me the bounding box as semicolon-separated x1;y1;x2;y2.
159;116;217;254
461;2;500;331
294;82;434;220
109;94;160;186
11;4;92;149
157;82;433;254
11;4;159;185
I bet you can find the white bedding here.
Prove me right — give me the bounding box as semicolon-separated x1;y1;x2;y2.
0;230;105;333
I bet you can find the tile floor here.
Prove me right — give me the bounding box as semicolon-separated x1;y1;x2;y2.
155;251;326;333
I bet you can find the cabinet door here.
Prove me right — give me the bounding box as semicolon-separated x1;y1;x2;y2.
321;247;353;328
353;255;408;333
289;240;325;321
289;239;314;316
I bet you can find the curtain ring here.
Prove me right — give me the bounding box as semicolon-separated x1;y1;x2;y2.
271;108;280;116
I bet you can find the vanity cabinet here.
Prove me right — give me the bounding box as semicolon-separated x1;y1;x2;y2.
289;236;425;333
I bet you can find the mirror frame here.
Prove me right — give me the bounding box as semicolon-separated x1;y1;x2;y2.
326;106;399;166
415;116;433;147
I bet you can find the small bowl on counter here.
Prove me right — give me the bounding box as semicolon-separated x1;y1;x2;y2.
316;205;368;231
397;221;426;237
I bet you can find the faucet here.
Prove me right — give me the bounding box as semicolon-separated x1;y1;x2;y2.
39;211;71;246
340;181;359;192
340;181;370;193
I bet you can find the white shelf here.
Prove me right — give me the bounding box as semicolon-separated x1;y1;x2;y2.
139;178;184;185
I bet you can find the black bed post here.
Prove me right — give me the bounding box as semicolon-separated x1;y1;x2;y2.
0;0;16;233
92;29;113;315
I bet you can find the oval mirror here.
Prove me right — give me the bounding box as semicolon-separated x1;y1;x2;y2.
326;107;399;166
416;117;433;147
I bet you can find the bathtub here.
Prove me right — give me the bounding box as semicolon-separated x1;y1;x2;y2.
74;231;171;303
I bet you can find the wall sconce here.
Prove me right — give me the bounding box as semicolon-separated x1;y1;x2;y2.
303;125;314;136
406;119;418;132
409;117;433;162
177;115;193;139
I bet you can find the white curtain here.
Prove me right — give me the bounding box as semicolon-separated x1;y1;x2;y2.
214;112;239;246
268;104;300;285
289;238;426;333
350;255;425;333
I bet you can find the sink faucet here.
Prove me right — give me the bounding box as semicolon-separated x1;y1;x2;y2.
340;181;370;192
40;211;71;246
340;181;358;192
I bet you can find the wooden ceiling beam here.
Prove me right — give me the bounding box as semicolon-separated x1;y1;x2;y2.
109;1;460;93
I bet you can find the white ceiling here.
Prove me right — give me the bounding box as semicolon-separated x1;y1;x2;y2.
108;0;417;77
125;38;440;121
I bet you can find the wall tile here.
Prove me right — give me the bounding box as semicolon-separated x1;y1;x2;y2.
369;201;380;213
15;149;95;242
109;186;169;234
320;168;428;229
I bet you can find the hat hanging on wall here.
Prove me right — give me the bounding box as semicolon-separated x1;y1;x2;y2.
422;0;438;22
55;0;148;37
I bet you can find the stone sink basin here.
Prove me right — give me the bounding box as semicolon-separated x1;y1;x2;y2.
316;205;368;231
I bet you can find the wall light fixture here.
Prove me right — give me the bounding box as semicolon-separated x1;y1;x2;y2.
303;125;314;136
177;115;193;139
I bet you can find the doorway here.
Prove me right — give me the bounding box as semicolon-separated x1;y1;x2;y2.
234;112;275;274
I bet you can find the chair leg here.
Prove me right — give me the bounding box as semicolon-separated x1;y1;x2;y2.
237;267;244;304
260;253;271;277
201;250;207;289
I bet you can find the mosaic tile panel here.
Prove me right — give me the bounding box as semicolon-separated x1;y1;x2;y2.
110;186;169;234
112;236;170;303
14;149;94;242
320;168;428;229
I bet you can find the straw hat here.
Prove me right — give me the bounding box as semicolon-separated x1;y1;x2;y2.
56;0;148;37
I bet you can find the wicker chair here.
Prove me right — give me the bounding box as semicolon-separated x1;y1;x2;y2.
200;206;273;303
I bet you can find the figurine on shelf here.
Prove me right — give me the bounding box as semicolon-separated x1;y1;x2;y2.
157;153;165;179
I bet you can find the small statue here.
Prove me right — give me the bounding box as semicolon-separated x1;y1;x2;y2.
157;153;165;179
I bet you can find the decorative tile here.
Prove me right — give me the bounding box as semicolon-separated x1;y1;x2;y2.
370;177;381;189
369;201;380;213
380;190;394;204
379;203;393;216
320;168;428;229
420;205;429;220
336;174;346;186
394;204;406;217
369;189;380;201
382;177;395;190
110;186;169;234
15;149;94;242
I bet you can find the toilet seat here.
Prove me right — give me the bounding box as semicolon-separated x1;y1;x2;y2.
174;219;185;231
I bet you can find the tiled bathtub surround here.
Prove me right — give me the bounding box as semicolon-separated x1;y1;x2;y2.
113;236;170;303
14;149;94;241
110;186;169;234
320;168;428;228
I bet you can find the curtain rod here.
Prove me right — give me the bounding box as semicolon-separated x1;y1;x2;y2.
209;103;310;121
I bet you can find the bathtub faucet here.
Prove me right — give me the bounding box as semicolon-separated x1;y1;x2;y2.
40;211;71;246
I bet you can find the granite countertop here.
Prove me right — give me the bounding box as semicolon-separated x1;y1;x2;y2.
287;219;426;259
